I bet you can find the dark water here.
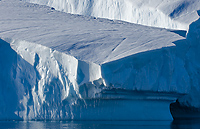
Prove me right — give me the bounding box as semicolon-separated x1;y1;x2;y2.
0;120;200;129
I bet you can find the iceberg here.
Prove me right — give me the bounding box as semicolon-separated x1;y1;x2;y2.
0;38;181;120
1;0;200;121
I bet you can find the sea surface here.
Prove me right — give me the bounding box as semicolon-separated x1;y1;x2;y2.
0;120;200;129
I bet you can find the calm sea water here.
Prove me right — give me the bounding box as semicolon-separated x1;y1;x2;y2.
0;120;200;129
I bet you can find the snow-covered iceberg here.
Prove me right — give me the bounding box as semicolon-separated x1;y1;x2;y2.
22;0;200;30
1;0;200;121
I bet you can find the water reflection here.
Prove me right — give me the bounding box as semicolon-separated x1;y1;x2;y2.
1;120;200;129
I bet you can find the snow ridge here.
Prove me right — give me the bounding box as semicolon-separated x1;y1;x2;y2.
23;0;188;30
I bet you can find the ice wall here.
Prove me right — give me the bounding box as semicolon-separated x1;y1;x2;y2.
101;45;191;94
101;11;200;95
0;38;103;120
0;37;178;120
23;0;187;30
177;12;200;108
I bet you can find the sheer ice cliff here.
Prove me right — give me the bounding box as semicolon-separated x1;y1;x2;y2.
170;11;200;120
1;0;200;120
0;38;105;120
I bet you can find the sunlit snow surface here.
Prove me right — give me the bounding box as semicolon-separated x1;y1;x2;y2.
22;0;200;30
0;0;185;64
0;0;200;120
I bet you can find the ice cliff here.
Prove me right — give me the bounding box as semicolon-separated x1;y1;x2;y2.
176;11;200;109
0;38;181;120
102;12;200;109
0;38;105;120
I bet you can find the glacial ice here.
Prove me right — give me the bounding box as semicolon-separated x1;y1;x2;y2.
0;38;104;120
1;0;200;121
177;13;200;109
23;0;200;30
0;0;185;65
1;38;177;120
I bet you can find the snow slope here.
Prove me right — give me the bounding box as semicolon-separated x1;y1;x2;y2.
22;0;200;30
0;0;184;64
1;0;200;120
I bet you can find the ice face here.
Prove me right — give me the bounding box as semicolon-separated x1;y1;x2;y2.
177;14;200;109
0;37;184;120
102;12;200;109
0;38;104;120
